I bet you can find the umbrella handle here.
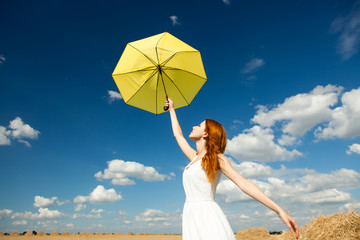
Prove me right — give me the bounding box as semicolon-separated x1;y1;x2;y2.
164;95;169;111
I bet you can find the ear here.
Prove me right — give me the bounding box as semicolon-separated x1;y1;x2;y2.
203;132;209;138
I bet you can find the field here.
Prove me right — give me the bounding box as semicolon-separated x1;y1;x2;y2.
1;211;359;240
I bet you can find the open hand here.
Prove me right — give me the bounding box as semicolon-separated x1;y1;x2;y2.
278;209;299;239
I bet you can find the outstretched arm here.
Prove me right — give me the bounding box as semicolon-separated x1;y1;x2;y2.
218;154;299;239
165;98;197;161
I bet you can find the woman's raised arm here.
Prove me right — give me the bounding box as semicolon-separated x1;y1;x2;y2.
218;153;299;239
166;98;197;161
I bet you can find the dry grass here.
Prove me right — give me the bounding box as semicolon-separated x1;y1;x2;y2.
1;211;358;240
278;210;360;240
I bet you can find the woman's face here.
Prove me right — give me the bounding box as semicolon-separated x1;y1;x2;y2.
189;120;206;140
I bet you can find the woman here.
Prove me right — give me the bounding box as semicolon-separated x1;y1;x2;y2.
165;98;299;240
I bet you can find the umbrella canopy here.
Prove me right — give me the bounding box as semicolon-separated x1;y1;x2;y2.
112;32;207;114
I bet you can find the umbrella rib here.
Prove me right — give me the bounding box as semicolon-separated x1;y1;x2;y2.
161;70;190;106
125;69;158;104
112;68;156;76
160;50;199;66
155;32;167;65
162;67;207;81
128;44;157;66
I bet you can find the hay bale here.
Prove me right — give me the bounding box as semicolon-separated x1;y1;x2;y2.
37;232;46;236
24;232;33;236
104;232;112;235
0;232;3;236
95;232;103;235
50;232;60;236
79;232;87;236
126;232;134;235
10;232;19;236
279;210;360;240
114;232;124;235
236;227;271;240
87;232;94;236
62;232;70;236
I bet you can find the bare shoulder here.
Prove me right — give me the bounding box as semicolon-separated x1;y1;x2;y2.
217;153;232;167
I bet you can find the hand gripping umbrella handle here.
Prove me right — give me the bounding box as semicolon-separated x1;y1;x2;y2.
164;95;169;111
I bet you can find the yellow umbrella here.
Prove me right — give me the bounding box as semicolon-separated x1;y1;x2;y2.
112;32;207;114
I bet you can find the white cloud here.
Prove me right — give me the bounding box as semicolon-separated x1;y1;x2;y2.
0;126;11;145
107;90;122;103
73;185;122;205
241;58;265;74
72;213;102;219
340;202;360;211
88;185;122;204
170;15;180;26
0;209;13;219
74;203;86;212
347;143;360;154
0;54;5;64
277;134;300;146
0;117;40;147
33;196;58;208
91;209;106;214
226;126;302;162
297;189;352;204
95;159;170;185
135;209;181;223
330;1;360;60
11;208;65;220
217;161;360;205
315;87;360;139
12;220;28;225
9;117;40;139
229;159;273;179
300;168;360;192
252;84;343;137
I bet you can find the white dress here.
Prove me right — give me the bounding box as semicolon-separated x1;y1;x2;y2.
182;156;236;240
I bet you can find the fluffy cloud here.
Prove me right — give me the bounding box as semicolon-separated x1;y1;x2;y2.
300;168;360;192
346;143;360;155
297;189;352;204
0;126;11;145
11;208;65;220
0;117;40;147
241;58;265;74
229;160;272;179
226;126;302;162
170;15;180;26
33;196;59;208
9;117;40;139
72;213;102;219
330;1;360;60
95;159;170;185
252;85;343;137
0;209;13;219
107;90;122;103
74;203;86;212
74;185;122;205
315;87;360;139
217;160;360;205
135;208;181;223
12;220;28;225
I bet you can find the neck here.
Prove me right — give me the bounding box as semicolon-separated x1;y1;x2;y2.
195;138;207;157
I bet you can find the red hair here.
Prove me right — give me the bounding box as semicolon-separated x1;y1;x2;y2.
201;119;227;183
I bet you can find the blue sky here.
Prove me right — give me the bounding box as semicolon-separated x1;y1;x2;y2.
1;0;360;234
